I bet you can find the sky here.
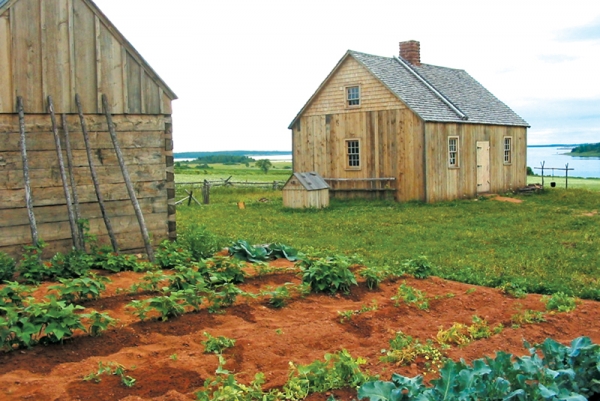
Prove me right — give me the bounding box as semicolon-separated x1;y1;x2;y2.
93;0;600;152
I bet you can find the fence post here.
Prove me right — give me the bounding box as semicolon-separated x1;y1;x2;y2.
202;180;210;204
273;181;278;190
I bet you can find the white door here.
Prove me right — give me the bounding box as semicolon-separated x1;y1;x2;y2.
477;141;490;193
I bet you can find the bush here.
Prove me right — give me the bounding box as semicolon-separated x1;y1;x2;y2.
0;252;16;283
178;224;223;261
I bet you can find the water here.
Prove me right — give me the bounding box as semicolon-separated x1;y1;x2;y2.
527;146;600;178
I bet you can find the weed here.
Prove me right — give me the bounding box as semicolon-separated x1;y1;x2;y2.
403;256;434;279
511;306;546;325
83;361;136;387
338;300;378;323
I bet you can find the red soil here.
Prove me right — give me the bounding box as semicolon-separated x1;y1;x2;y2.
1;260;599;400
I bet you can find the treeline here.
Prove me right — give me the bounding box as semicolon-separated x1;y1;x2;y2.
571;143;600;155
174;150;290;159
192;155;255;164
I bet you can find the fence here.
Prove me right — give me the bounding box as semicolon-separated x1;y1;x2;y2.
174;177;286;205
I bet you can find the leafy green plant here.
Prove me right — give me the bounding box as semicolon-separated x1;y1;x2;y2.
17;242;49;284
268;243;300;261
360;336;600;401
155;240;194;269
298;254;358;294
511;306;546;326
403;256;434;279
542;291;578;312
48;273;111;303
0;281;34;307
83;361;136;387
228;240;300;263
130;270;170;293
202;256;246;286
436;316;503;347
392;282;429;310
202;332;236;354
380;332;446;373
81;310;117;336
0;252;16;283
497;281;527;298
206;283;248;312
260;284;292;308
96;252;139;273
338;300;378;323
359;266;384;290
143;293;186;321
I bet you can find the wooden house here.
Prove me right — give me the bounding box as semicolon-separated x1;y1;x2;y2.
282;172;330;209
289;41;529;203
0;0;177;258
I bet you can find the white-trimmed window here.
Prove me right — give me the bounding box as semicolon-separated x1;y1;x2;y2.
448;136;459;168
345;139;361;169
346;86;360;107
504;137;512;164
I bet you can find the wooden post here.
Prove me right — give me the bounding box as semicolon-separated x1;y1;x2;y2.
62;113;85;250
272;181;277;190
17;96;40;248
202;180;210;204
48;96;81;251
102;94;154;262
76;94;119;252
540;161;545;188
565;163;569;189
187;190;193;206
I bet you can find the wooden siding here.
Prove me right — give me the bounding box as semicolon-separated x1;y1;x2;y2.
423;123;527;202
293;109;425;202
0;113;172;258
282;181;329;209
0;0;174;114
303;56;404;116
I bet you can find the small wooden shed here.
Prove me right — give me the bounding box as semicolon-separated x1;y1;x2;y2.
289;41;529;203
0;0;177;258
282;172;330;209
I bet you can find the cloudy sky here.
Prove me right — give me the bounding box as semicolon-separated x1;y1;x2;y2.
93;0;600;152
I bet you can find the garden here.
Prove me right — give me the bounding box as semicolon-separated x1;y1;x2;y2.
1;181;600;400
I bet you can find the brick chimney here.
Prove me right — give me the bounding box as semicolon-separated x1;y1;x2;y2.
399;40;421;66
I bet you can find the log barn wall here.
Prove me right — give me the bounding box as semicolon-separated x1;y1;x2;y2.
0;0;177;259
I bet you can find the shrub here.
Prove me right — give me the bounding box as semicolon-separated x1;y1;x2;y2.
179;224;223;260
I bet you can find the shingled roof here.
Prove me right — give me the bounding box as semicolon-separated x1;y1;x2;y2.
290;49;529;128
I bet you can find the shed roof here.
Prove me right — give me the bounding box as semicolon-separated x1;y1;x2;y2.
288;172;329;191
289;50;528;129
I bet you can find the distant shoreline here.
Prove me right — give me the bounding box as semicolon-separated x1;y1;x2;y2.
174;150;291;159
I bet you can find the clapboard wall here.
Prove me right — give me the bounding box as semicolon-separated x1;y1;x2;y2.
0;0;177;259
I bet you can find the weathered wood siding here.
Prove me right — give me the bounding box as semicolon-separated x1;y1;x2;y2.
0;0;174;114
293;55;426;202
282;181;329;209
424;123;527;202
0;114;173;258
303;57;404;116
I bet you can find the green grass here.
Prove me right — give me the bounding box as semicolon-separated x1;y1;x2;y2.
528;175;600;191
176;183;600;300
175;162;293;184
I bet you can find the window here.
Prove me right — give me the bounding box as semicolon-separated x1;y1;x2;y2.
346;86;360;107
504;137;512;164
448;137;459;168
345;139;360;169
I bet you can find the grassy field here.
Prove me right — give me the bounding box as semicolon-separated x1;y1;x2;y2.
527;175;600;191
176;168;600;300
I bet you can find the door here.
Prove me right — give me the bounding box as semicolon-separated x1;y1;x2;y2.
476;141;490;193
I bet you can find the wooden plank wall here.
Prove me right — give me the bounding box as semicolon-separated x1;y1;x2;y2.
0;0;173;114
424;123;527;202
292;109;425;202
282;187;329;209
0;114;171;258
